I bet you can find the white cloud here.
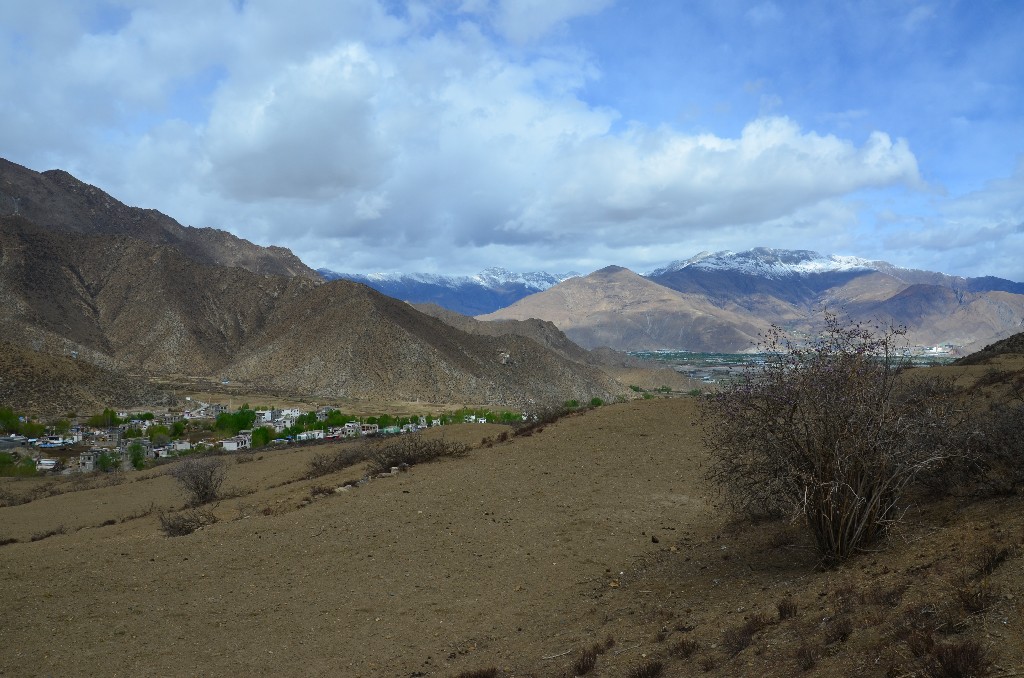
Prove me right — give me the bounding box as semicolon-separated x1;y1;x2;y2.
492;0;615;43
1;1;960;278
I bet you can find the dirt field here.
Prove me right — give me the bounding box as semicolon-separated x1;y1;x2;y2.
2;397;1022;677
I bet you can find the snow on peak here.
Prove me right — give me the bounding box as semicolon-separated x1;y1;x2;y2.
648;248;880;279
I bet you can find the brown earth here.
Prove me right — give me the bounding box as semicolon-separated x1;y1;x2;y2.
2;397;1021;677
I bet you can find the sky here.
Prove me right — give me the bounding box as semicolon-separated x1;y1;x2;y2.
1;1;1022;280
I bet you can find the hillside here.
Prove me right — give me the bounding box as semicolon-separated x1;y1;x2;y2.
479;266;770;352
0;217;621;410
0;157;320;280
2;396;1020;676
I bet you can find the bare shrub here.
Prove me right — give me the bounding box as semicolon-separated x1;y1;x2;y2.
159;508;217;537
306;447;367;479
702;313;964;565
170;457;227;506
365;437;469;475
926;639;991;678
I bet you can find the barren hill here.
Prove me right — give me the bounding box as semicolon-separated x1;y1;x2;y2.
479;266;769;352
0;157;320;280
0;217;620;409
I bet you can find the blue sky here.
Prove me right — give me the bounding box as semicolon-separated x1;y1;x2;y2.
1;1;1022;279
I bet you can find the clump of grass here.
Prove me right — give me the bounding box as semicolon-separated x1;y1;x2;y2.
235;453;255;464
454;669;497;678
669;637;699;659
30;524;67;542
925;639;991;678
308;484;334;500
158;509;217;537
627;660;663;678
571;646;598;675
974;543;1013;578
795;643;817;671
306;448;367;479
954;576;1000;614
0;536;19;547
825;616;853;644
777;596;798;620
722;614;770;656
366;437;469;474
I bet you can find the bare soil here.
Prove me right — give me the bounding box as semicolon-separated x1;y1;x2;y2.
2;397;1021;677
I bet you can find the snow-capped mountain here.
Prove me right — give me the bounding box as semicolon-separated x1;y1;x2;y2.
648;248;880;279
484;248;1024;354
317;267;579;316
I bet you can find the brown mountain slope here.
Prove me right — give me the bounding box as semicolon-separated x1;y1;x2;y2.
479;266;769;352
0;157;319;280
0;341;172;416
0;218;619;409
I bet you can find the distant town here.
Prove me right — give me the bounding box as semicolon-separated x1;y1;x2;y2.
0;400;529;476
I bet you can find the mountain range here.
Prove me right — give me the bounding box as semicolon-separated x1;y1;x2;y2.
318;267;578;315
482;248;1024;353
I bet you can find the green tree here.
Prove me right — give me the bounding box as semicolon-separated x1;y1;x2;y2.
171;420;187;437
128;442;147;470
0;407;21;433
87;408;122;428
96;451;120;472
51;419;71;435
19;420;45;438
148;425;171;446
251;426;275;447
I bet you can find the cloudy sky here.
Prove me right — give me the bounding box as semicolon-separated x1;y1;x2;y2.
2;1;1022;279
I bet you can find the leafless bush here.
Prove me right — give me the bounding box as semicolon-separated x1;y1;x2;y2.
702;313;965;565
159;508;217;536
306;447;367;479
170;457;226;506
365;437;469;475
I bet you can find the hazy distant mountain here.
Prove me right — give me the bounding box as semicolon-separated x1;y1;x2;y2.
0;157;321;280
483;249;1024;354
317;267;579;315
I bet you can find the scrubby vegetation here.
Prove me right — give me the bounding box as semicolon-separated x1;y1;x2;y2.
702;314;969;564
169;457;227;506
365;437;469;475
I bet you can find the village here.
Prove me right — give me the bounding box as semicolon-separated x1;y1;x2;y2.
0;399;520;476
